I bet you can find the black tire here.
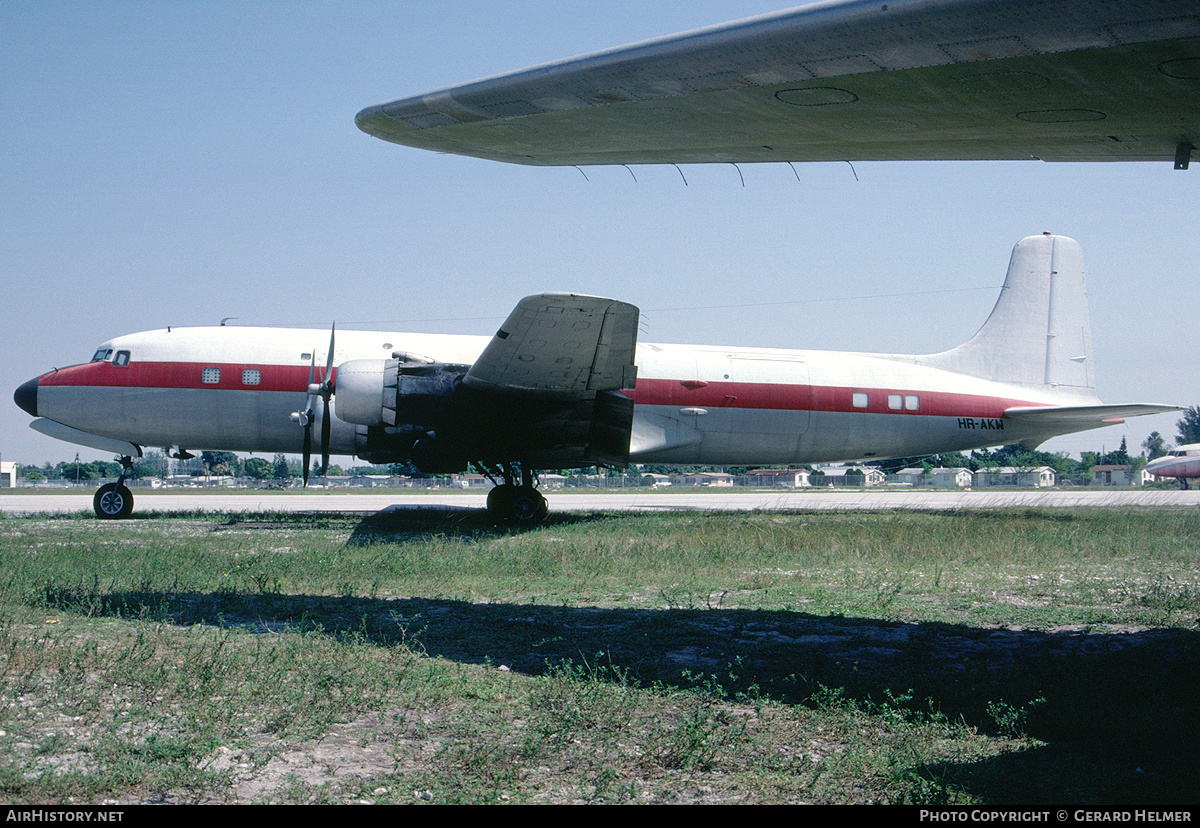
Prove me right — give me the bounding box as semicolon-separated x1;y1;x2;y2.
486;484;515;520
507;487;548;526
94;483;134;520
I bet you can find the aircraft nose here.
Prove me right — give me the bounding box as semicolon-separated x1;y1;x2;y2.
14;377;38;417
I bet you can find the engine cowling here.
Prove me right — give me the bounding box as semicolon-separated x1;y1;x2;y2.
335;358;467;429
339;358;634;474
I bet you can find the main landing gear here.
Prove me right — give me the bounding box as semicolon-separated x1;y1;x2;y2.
482;462;548;526
93;456;135;519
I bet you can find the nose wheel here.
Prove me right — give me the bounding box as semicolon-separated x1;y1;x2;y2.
93;456;135;519
93;482;134;519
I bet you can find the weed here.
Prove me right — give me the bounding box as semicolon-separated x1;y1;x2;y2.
986;697;1047;739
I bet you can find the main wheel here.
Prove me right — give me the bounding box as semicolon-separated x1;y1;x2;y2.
507;487;548;526
93;483;134;519
486;484;515;521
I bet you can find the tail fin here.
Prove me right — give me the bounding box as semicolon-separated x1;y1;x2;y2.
919;233;1096;398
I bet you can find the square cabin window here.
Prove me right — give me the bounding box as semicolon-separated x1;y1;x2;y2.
242;369;261;386
202;367;221;384
905;395;920;411
852;392;868;409
888;394;902;410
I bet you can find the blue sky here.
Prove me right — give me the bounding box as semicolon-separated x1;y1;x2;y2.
2;1;1196;466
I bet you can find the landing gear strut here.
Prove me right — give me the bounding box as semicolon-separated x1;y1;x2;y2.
94;456;135;519
482;462;548;526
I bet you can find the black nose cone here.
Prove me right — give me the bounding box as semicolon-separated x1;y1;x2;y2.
14;378;38;417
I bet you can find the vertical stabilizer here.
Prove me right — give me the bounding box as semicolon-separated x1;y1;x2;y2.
919;234;1095;397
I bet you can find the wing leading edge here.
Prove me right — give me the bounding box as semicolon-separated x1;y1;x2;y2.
356;0;1200;166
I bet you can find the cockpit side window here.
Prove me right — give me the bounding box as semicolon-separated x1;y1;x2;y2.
114;350;130;366
91;348;113;363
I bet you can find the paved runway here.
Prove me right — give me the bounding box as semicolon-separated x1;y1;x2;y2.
2;487;1197;516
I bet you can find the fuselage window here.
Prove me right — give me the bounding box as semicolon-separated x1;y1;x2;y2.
852;392;868;409
114;351;130;366
905;395;920;411
91;349;113;362
242;369;261;385
202;367;221;384
888;394;902;410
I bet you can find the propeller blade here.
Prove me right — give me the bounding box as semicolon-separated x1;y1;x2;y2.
324;322;336;385
318;322;335;479
321;405;331;478
302;422;312;487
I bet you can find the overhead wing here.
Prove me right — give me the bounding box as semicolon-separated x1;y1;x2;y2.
357;0;1200;167
1005;403;1183;425
464;293;639;399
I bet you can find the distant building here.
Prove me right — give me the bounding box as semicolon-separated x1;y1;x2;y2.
164;474;236;487
974;466;1056;488
0;462;15;488
671;471;735;487
895;467;974;488
1090;465;1150;486
745;468;811;488
347;474;395;487
813;466;886;487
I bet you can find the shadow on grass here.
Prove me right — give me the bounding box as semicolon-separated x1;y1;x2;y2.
39;578;1200;802
27;506;1200;804
342;505;620;545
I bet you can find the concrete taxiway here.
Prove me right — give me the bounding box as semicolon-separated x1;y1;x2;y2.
1;488;1197;516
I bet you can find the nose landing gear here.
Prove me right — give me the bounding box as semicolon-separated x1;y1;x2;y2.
93;456;135;519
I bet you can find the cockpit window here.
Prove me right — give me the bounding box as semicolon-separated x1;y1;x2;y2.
114;350;130;366
91;348;113;362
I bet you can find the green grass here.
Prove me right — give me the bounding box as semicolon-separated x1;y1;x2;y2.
0;506;1197;803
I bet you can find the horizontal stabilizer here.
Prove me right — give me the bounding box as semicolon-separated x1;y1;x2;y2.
1004;404;1182;426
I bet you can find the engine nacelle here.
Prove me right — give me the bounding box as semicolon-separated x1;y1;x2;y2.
335;358;467;428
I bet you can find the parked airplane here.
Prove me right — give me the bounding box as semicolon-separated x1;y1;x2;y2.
1147;444;1200;488
12;233;1178;522
356;0;1200;168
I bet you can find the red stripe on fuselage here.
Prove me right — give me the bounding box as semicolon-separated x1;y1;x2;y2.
38;361;321;394
41;361;1048;419
629;378;1041;419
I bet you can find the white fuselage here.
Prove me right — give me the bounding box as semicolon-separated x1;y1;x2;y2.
1147;445;1200;480
29;324;1090;467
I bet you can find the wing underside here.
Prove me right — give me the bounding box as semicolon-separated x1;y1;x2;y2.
356;0;1200;166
